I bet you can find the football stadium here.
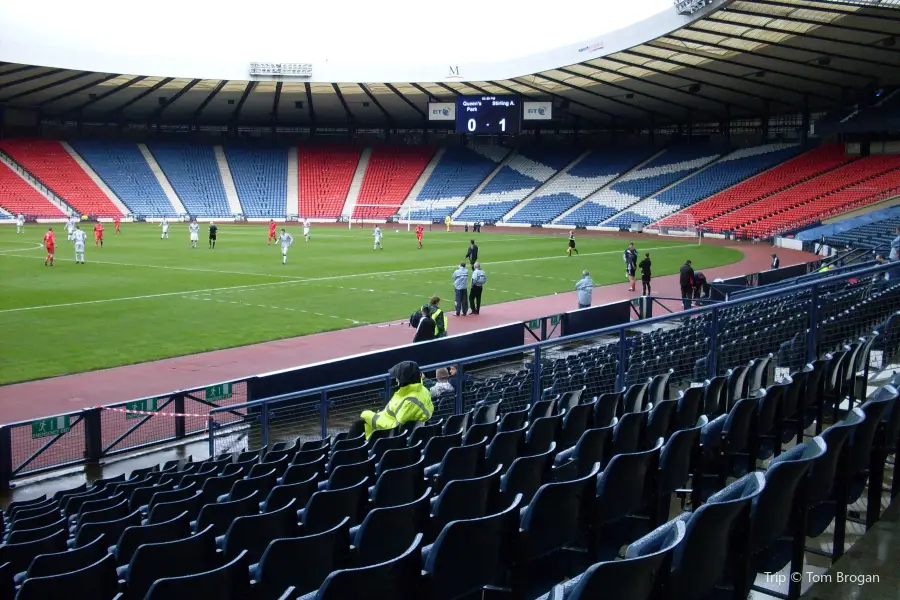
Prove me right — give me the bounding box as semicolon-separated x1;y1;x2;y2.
1;0;900;598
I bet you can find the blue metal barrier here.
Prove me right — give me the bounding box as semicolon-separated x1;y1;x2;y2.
206;261;900;457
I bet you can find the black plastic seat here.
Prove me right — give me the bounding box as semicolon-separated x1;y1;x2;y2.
430;465;503;539
281;455;327;485
198;470;245;505
261;474;319;513
143;550;251;600
645;399;678;446
443;412;470;435
553;420;615;481
375;441;422;474
0;528;67;575
319;457;375;491
724;365;749;411
528;399;556;423
679;471;767;597
462;418;498;446
250;455;290;479
654;416;706;526
112;510;191;565
593;393;621;428
367;435;407;463
298;477;369;533
16;533;108;584
702;375;728;417
484;425;526;475
351;488;430;567
611;410;648;456
425;436;487;490
421;495;523;600
253;517;350;600
673;387;704;432
538;518;686;600
512;463;602;597
220;498;299;564
294;534;422;600
146;491;203;524
325;446;369;474
421;432;462;469
193;490;260;536
499;407;529;432
647;370;673;407
557;403;593;450
591;438;664;561
122;523;219;600
524;414;561;456
70;508;142;549
5;517;66;544
370;460;425;509
14;553;119;600
500;443;555;505
408;421;443;447
621;382;649;414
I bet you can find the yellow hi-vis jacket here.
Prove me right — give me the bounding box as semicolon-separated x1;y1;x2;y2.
432;307;447;337
361;383;434;438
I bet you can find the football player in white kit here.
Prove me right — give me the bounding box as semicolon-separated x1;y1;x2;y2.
303;218;311;241
188;220;200;248
373;225;383;250
72;224;87;264
65;216;75;241
279;229;294;265
160;217;169;239
16;213;25;233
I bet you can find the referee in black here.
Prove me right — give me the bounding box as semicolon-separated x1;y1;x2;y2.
208;221;218;249
465;239;479;268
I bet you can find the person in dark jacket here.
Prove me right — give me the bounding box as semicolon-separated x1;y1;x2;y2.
639;252;652;296
465;240;479;268
771;253;779;269
679;260;694;311
693;272;710;304
413;305;436;343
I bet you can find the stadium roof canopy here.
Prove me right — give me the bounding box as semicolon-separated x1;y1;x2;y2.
1;0;899;130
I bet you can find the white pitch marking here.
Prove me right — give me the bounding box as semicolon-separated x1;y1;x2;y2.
0;244;690;314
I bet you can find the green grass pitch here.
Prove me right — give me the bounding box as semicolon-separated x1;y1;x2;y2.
0;223;743;384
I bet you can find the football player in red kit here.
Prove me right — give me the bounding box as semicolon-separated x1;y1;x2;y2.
94;222;104;247
43;227;56;266
415;225;424;249
268;220;277;245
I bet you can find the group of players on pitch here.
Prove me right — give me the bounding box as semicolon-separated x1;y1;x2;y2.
36;215;121;266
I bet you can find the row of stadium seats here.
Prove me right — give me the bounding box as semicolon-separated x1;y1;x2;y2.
704;153;900;236
225;147;289;218
456;146;582;222
509;149;650;225
561;146;720;227
0;140;123;217
0;162;67;218
619;143;805;228
352;146;434;220
659;143;852;228
70;141;174;218
797;205;900;246
3;275;897;599
147;144;232;219
298;145;360;219
403;145;507;221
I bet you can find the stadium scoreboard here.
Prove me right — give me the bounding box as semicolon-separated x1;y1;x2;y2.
456;95;520;134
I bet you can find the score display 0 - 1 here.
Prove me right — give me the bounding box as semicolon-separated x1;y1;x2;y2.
455;95;521;134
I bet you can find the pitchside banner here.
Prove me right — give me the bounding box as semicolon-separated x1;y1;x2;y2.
523;101;553;120
428;102;456;121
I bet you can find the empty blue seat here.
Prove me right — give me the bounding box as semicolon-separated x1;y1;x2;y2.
144;549;251;600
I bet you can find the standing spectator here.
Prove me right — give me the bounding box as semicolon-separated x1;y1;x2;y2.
445;214;452;231
771;253;780;269
575;270;593;309
639;252;652;296
429;296;447;338
429;368;455;396
624;242;638;292
679;260;695;311
470;262;487;315
453;262;469;316
465;239;479;268
413;305;436;343
693;272;710;304
890;226;900;261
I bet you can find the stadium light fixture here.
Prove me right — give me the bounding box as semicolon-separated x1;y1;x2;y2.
673;0;711;15
249;63;313;78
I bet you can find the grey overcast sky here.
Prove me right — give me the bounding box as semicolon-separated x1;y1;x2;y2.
0;0;673;64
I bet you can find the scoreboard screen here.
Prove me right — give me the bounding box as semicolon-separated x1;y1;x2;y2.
455;95;520;134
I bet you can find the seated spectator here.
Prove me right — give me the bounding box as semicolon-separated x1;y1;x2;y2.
430;368;455;397
360;361;433;439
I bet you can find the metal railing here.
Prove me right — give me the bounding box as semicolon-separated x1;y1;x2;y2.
207;261;900;458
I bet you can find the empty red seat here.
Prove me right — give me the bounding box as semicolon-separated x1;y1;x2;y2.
0;139;123;217
298;145;361;218
352;146;434;219
0;162;67;218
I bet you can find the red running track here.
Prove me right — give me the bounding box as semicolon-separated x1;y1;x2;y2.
0;239;818;423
